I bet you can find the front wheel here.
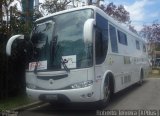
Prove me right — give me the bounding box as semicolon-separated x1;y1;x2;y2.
98;77;111;109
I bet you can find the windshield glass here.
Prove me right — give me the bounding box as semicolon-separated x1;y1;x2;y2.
29;9;94;71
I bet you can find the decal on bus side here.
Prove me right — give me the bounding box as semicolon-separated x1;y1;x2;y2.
121;74;131;84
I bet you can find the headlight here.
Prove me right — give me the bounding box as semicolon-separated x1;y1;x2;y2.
70;80;93;89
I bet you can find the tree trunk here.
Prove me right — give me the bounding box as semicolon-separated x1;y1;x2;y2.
0;1;2;24
72;0;75;7
96;0;100;7
88;0;92;5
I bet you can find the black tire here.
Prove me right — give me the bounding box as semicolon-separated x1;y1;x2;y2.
98;77;111;109
138;70;144;85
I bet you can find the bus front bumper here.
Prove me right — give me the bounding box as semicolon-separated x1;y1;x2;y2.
26;86;100;103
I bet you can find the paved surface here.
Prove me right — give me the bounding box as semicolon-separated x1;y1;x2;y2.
17;77;160;116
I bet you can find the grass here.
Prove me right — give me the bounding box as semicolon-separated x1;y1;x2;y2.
149;68;160;77
0;94;33;111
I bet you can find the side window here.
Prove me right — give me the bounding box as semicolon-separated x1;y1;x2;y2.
143;44;146;52
109;24;118;53
96;13;108;64
118;30;128;45
136;40;140;50
95;29;103;63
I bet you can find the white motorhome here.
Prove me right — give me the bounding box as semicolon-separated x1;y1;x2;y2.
6;6;150;108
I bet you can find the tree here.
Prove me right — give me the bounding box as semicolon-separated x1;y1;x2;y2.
1;0;14;35
129;25;138;34
140;23;160;42
100;2;139;34
140;22;160;66
71;0;82;7
0;1;2;24
0;0;30;99
88;0;92;5
101;3;130;24
41;0;71;15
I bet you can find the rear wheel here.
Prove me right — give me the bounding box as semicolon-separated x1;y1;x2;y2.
138;70;144;85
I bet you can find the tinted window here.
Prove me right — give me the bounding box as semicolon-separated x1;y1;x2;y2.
136;40;140;50
95;29;103;63
109;24;118;53
143;44;146;52
96;13;108;64
118;30;128;45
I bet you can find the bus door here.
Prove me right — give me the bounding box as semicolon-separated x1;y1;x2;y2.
94;13;108;81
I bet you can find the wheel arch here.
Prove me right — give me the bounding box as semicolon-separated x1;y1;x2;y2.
100;70;115;100
140;67;144;79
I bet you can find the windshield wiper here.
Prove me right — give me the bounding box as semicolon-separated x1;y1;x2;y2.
61;58;70;73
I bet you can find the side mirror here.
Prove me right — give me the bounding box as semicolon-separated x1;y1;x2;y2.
83;19;95;43
6;34;24;56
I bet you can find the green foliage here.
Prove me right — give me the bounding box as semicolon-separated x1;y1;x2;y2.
100;3;131;24
0;95;33;110
41;0;71;14
100;2;138;34
0;0;33;100
140;22;160;42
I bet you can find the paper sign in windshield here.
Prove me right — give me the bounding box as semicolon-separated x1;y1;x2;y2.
29;60;47;71
62;55;76;69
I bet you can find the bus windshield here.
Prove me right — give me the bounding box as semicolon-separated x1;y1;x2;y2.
29;9;94;71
